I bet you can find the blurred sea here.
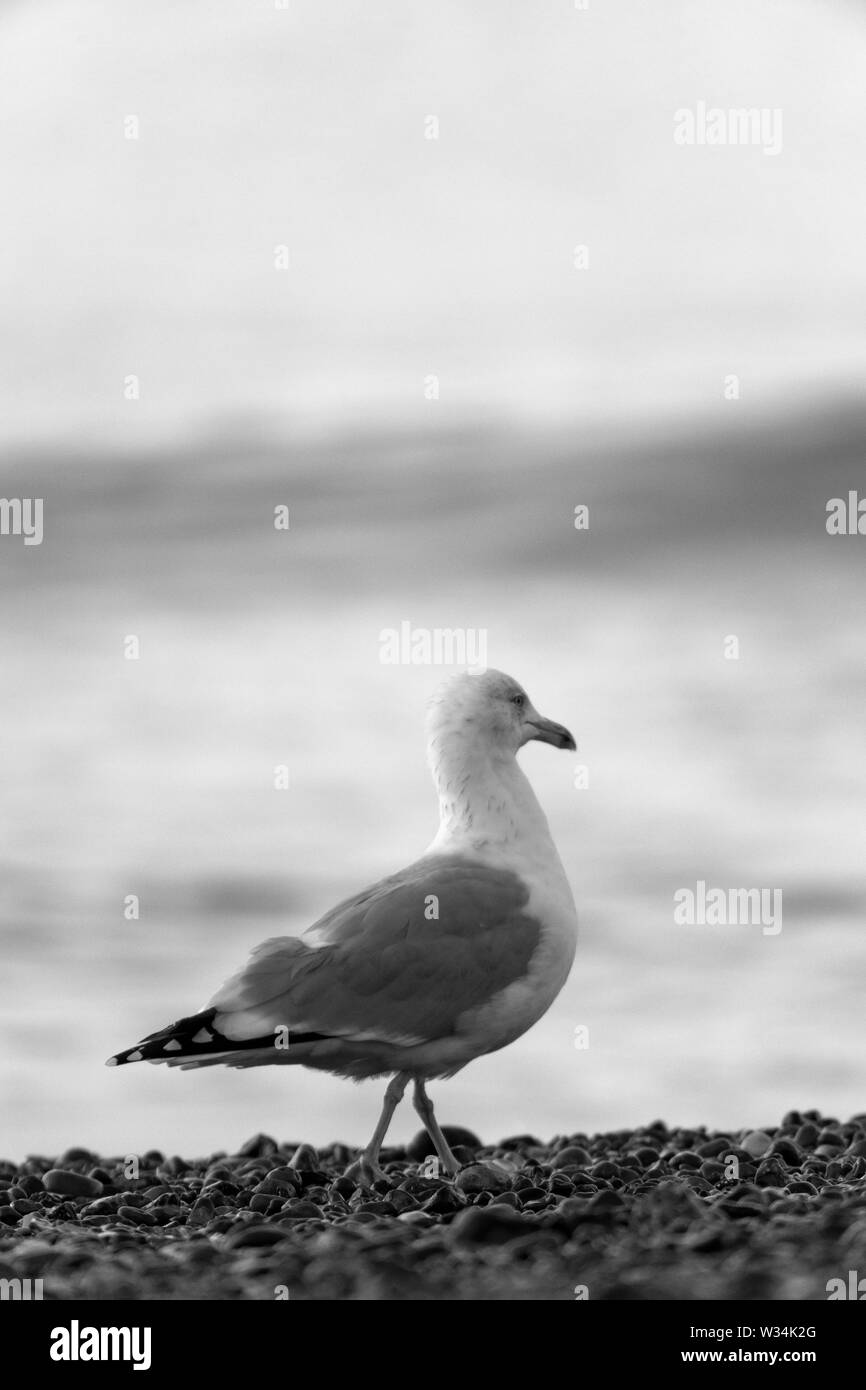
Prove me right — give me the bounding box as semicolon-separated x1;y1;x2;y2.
1;403;864;1158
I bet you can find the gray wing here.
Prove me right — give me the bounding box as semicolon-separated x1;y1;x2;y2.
207;854;541;1045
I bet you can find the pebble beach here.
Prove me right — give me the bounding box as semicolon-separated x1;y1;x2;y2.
2;1110;865;1301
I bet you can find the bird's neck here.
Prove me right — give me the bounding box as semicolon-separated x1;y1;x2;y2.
426;740;556;862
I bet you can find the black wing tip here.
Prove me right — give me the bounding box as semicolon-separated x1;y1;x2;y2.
107;1007;332;1066
106;1007;219;1067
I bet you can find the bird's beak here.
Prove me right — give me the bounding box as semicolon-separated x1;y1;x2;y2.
525;711;577;752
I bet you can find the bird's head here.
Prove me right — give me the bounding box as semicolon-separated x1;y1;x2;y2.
426;669;576;765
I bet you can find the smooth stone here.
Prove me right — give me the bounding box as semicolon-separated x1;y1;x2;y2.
43;1169;103;1197
249;1194;280;1214
548;1174;574;1195
58;1147;94;1166
281;1199;325;1218
697;1137;733;1159
406;1127;481;1163
741;1131;773;1158
289;1143;319;1171
754;1159;787;1187
388;1190;420;1213
517;1186;547;1203
455;1163;512;1195
296;1170;330;1189
422;1186;466;1215
224;1224;289;1248
588;1189;626;1211
202;1167;234;1185
495;1134;542;1151
719;1199;766;1220
264;1166;302;1192
670;1151;702;1170
450;1204;528;1246
816;1130;844;1148
590;1161;620;1179
16;1175;45;1195
238;1134;279;1158
188;1198;214;1225
158;1156;190;1176
80;1196;123;1216
553;1145;592;1167
117;1205;157;1226
633;1146;662;1166
767;1139;802;1165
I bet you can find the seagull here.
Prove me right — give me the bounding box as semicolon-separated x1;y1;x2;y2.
107;670;578;1180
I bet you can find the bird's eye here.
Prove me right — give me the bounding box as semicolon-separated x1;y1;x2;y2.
510;694;525;707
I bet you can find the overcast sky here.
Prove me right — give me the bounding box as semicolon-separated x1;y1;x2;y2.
1;0;865;448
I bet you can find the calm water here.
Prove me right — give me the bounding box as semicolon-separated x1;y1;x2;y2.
1;406;864;1159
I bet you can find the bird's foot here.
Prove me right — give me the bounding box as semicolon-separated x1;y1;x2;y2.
416;1150;461;1180
343;1154;390;1187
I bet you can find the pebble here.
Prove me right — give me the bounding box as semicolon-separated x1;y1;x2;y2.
670;1151;702;1170
289;1144;320;1171
0;1110;862;1300
553;1145;592;1166
117;1205;157;1226
223;1224;288;1248
741;1131;773;1158
795;1122;820;1149
59;1147;94;1166
754;1159;787;1187
455;1163;512;1194
698;1137;732;1158
238;1134;279;1158
396;1210;434;1226
16;1175;45;1195
817;1130;844;1148
264;1166;302;1193
281;1200;324;1219
422;1187;466;1215
406;1127;481;1163
588;1189;625;1212
633;1146;661;1166
43;1169;103;1197
767;1139;801;1165
450;1205;528;1246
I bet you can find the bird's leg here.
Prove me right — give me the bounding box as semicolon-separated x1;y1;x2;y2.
412;1078;461;1177
343;1070;410;1185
